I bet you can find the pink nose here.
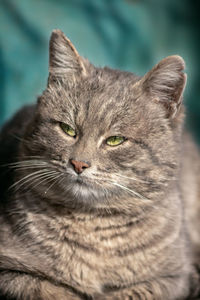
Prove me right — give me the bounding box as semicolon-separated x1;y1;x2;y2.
70;159;90;174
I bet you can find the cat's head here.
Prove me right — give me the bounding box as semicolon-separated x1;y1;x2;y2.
20;30;186;212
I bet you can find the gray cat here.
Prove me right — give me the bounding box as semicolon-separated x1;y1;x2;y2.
0;29;199;300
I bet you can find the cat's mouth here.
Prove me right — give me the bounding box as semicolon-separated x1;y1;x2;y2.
71;174;102;190
63;172;111;201
75;176;85;184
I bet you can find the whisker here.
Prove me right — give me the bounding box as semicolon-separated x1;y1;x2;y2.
9;170;58;191
90;172;148;184
44;174;64;195
8;165;48;171
2;162;48;169
8;165;50;171
114;174;149;183
110;182;150;201
13;171;59;192
78;174;146;201
7;161;48;167
30;173;62;191
9;166;49;170
18;155;47;160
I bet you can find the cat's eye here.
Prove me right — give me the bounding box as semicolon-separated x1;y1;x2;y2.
106;136;125;147
60;123;76;137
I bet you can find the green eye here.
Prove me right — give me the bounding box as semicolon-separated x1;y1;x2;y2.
106;136;125;147
60;123;76;137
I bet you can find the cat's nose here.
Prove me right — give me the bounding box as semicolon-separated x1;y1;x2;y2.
70;159;90;174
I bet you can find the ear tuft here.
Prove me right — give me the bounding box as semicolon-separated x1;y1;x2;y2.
142;55;187;118
49;29;86;77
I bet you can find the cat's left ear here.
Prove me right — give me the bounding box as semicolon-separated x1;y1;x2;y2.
138;55;187;118
48;29;87;78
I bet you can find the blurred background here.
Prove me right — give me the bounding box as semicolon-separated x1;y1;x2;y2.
0;0;200;140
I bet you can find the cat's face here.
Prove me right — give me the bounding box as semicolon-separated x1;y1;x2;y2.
20;30;186;212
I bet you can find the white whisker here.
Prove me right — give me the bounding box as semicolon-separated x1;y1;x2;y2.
110;182;150;201
7;161;48;167
27;172;61;191
114;174;149;183
77;173;150;204
44;174;63;195
9;165;49;171
10;170;58;191
13;172;59;192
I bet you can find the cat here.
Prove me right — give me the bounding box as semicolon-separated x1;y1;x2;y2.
0;29;200;300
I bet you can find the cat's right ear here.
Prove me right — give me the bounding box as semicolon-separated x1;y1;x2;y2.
48;29;87;80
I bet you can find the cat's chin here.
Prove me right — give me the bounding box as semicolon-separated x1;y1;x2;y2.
68;181;109;203
57;173;111;204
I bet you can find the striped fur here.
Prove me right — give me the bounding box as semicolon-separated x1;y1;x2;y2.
0;30;199;299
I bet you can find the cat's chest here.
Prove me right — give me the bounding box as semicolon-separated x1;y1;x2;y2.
50;232;133;293
33;216;137;293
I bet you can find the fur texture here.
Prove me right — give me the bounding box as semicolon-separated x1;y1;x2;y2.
0;29;199;299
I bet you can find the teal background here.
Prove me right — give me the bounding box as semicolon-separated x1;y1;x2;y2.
0;0;200;139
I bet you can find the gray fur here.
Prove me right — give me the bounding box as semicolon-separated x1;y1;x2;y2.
0;29;199;299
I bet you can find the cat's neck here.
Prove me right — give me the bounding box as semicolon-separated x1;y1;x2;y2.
10;185;180;232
